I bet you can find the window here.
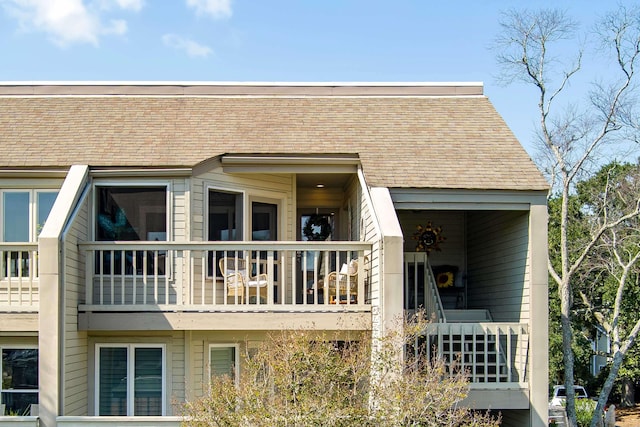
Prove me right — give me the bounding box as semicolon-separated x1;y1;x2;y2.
208;190;243;242
96;186;167;241
208;190;243;276
1;190;58;241
209;344;239;383
1;348;38;416
1;190;57;277
96;344;165;416
95;186;167;275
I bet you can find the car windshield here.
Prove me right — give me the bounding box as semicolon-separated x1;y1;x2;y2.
556;387;587;398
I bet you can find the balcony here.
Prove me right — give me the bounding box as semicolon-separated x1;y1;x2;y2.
0;243;39;311
78;241;373;313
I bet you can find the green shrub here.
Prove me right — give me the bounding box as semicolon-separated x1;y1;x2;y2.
575;399;596;427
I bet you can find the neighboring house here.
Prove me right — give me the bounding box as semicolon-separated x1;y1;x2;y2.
591;326;611;376
0;82;549;427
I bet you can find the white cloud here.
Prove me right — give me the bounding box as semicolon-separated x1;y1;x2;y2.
186;0;231;19
0;0;141;47
162;33;212;58
113;0;143;11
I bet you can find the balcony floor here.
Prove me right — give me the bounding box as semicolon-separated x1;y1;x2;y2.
78;309;371;331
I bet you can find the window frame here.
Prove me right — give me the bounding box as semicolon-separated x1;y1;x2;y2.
94;343;166;416
208;343;240;386
0;189;58;242
0;345;39;415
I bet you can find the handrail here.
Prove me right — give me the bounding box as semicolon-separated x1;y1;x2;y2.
404;252;445;323
80;241;374;309
79;241;372;250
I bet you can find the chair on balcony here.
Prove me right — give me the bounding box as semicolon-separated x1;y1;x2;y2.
326;258;362;304
219;257;269;303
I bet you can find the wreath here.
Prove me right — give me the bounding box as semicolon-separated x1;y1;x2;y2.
303;214;332;241
412;221;445;253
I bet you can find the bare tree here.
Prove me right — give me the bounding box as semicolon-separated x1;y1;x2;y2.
496;7;640;427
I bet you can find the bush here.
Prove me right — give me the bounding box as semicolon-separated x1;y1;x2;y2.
575;399;597;427
182;313;501;426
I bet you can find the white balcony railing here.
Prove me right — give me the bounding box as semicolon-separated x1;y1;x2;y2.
79;241;373;311
422;322;529;387
0;243;39;310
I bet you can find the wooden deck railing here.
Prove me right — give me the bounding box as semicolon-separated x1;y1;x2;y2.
79;241;373;311
0;243;39;310
423;322;529;387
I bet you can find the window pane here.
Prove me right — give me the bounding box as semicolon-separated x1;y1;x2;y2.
36;192;58;236
210;347;236;380
134;347;162;416
208;191;243;241
3;193;29;242
252;202;277;241
99;347;127;416
1;349;38;416
1;392;37;416
97;187;166;241
208;191;243;276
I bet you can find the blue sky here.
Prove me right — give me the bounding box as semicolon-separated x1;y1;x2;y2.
0;0;620;157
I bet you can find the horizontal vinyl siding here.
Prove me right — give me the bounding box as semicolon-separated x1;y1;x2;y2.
172;179;188;241
64;196;89;416
466;211;530;323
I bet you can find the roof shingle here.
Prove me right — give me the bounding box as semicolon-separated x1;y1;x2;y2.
0;84;549;191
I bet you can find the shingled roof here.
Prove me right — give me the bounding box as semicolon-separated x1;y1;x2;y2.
0;82;548;191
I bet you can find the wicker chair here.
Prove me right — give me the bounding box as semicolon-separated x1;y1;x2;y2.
218;257;269;303
326;259;361;304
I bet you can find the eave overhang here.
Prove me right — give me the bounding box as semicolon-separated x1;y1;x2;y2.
220;154;360;174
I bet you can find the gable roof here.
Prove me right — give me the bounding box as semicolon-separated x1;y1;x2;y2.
0;82;548;191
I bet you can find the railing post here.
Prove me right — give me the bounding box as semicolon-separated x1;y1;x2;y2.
85;249;93;305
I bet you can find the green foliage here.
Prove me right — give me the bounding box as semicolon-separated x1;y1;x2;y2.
182;313;501;427
547;161;640;399
575;399;597;427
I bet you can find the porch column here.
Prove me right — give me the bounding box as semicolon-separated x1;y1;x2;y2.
39;165;90;427
369;188;404;338
529;202;549;427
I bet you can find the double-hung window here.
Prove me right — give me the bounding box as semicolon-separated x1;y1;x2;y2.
96;344;165;416
1;190;57;278
95;186;167;275
1;347;38;415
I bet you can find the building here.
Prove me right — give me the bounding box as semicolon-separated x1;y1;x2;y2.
0;82;549;426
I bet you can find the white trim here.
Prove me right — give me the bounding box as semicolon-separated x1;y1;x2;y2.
0;81;484;87
94;343;166;416
208;343;240;386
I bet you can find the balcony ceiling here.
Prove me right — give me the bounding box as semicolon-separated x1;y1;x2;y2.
296;173;352;189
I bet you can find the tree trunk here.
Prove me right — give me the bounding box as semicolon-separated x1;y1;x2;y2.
560;273;578;427
591;352;624;427
621;378;635;407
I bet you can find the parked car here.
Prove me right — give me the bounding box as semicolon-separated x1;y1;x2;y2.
549;385;589;408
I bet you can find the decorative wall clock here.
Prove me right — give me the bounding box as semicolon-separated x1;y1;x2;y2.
412;221;445;253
